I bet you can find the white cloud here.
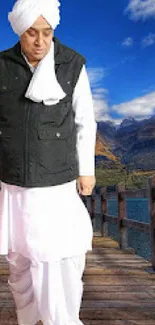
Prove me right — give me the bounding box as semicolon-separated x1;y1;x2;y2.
125;0;155;21
141;33;155;47
86;68;110;121
92;88;110;121
94;88;109;95
112;91;155;118
93;100;110;121
87;68;107;87
87;68;155;124
122;37;134;47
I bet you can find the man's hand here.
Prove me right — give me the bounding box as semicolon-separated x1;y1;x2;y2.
77;176;96;196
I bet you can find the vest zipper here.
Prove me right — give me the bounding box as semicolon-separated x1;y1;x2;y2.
24;103;30;185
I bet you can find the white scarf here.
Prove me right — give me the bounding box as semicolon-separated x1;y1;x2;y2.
24;41;66;105
8;0;65;105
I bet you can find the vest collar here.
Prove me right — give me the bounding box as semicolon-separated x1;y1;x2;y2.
2;37;74;68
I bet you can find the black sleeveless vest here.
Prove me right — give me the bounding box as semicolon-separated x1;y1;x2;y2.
0;37;86;187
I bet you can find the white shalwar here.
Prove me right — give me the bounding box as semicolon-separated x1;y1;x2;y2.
0;64;96;325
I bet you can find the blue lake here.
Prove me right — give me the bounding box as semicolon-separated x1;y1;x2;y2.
107;198;150;223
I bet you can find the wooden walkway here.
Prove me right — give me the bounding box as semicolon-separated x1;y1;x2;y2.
0;236;155;325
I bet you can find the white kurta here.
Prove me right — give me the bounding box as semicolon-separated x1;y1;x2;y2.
0;65;96;263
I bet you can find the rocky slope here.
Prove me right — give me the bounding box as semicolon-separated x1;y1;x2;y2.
96;116;155;170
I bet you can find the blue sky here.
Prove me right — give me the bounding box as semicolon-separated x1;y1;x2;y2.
1;0;155;124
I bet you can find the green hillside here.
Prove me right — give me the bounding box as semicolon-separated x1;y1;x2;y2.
96;167;155;189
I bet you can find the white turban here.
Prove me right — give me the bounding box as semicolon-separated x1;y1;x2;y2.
8;0;60;36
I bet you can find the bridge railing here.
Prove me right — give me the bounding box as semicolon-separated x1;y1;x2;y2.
82;174;155;271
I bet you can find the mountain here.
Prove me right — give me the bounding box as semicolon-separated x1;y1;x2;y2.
97;121;117;150
119;116;138;129
97;116;155;170
95;133;118;162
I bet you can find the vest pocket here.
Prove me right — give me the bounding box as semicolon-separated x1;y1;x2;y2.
0;80;23;108
37;126;70;173
39;98;72;127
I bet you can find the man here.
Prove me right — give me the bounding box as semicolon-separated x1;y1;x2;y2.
0;0;96;324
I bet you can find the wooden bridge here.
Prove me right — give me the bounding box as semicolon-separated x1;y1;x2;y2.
0;236;155;325
1;175;155;324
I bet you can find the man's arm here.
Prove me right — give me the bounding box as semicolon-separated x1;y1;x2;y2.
72;65;97;195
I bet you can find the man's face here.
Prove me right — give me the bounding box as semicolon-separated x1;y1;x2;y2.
20;15;53;66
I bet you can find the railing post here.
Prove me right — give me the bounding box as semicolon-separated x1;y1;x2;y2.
90;193;95;222
148;175;155;271
100;187;108;237
117;183;128;249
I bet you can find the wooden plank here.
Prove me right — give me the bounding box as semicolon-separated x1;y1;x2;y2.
84;267;155;276
0;285;9;292
148;290;155;298
80;308;155;320
83;291;151;300
0;275;9;283
86;260;151;268
90;248;135;254
0;270;9;275
83;277;155;287
0;302;15;308
83;275;146;285
83;321;155;325
86;264;152;270
132;278;155;285
123;322;155;325
2;313;155;325
82;300;155;308
87;254;144;260
84;284;155;292
92;237;119;248
86;259;149;265
0;312;17;325
86;259;150;266
0;292;13;301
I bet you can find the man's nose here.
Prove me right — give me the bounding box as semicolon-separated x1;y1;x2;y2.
35;33;44;46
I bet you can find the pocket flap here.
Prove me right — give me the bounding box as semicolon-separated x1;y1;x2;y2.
0;129;12;138
0;77;22;94
38;126;69;140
